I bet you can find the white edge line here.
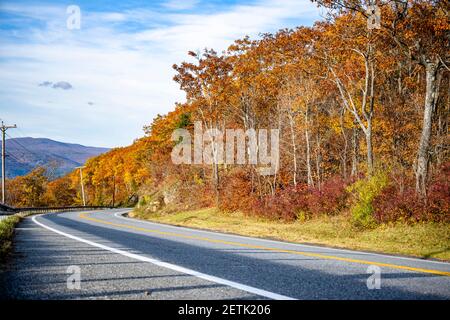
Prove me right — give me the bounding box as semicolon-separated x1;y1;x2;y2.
112;210;450;266
31;214;295;301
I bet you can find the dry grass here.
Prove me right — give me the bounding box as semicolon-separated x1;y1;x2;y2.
132;207;450;261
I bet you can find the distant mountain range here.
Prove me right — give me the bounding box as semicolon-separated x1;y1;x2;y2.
5;137;109;178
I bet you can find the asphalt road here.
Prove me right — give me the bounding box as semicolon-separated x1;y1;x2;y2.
1;209;449;300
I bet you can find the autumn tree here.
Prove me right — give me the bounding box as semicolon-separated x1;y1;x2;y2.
314;0;449;193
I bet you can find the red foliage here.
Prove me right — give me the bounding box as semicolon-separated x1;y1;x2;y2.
373;163;450;223
251;176;349;221
218;168;256;213
252;184;309;221
306;176;349;216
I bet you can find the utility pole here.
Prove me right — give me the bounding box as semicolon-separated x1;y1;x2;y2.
76;166;86;206
1;121;17;204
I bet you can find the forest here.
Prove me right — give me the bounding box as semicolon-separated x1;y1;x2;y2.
6;0;449;228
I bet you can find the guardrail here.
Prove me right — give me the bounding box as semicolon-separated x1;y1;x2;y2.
0;205;114;215
0;203;17;213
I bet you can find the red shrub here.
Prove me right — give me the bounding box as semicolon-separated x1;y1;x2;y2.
252;184;309;221
251;176;349;221
307;176;349;216
373;163;450;223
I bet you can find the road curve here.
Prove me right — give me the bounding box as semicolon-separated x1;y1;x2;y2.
1;209;449;300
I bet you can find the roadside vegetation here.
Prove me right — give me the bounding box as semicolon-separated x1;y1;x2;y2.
132;207;450;261
133;167;448;260
0;215;21;261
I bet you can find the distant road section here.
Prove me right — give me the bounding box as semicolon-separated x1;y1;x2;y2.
1;209;449;300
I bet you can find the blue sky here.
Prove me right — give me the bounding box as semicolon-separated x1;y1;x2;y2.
0;0;322;148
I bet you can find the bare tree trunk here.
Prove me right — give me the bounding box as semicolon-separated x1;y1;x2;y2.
288;113;298;186
315;132;322;191
213;162;219;205
305;106;314;187
416;62;440;196
351;125;359;177
327;45;376;177
366;121;373;175
272;111;282;195
339;107;348;179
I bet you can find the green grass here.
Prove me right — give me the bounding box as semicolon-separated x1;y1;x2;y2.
0;215;21;261
133;207;450;261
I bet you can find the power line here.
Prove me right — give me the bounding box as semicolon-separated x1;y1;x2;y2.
5;151;21;163
5;132;41;158
15;127;30;138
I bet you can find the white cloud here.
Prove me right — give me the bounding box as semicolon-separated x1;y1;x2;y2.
162;0;201;10
0;0;321;147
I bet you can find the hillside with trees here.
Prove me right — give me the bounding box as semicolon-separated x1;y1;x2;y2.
6;1;449;228
5;137;109;178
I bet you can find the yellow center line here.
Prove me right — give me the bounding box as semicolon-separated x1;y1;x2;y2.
78;212;450;277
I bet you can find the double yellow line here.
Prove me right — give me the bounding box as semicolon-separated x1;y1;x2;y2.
79;212;450;277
